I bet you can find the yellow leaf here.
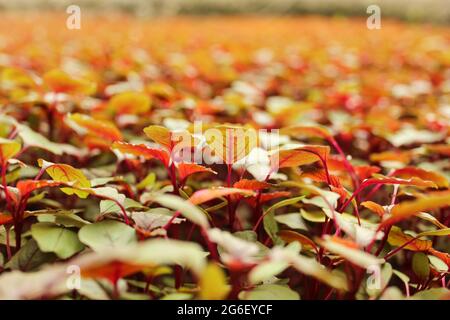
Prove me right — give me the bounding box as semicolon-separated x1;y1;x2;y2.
387;226;432;252
199;263;230;300
43;69;96;95
143;125;172;149
0;138;21;163
38;159;91;199
108;92;151;115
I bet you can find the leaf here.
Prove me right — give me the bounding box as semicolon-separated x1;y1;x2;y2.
270;245;348;290
412;252;430;280
274;145;330;168
78;220;137;251
0;138;21;163
67;113;122;142
132;208;185;233
17;125;79;155
428;255;448;272
300;209;326;223
5;239;55;271
38;159;91;198
364;175;438;189
149;194;209;229
416;228;450;237
278;230;318;253
16;180;62;196
248;261;289;284
317;236;384;269
392;167;448;188
280;125;331;139
428;249;450;268
0;213;13;225
112;141;170;167
31;222;85;259
274;213;307;230
177;163;216;182
361;201;385;217
239;284;300;300
383;191;450;226
233;179;271;191
189;187;255;205
198;263;231;300
108;91;151;115
43;69;96;95
143;125;172;149
265;196;305;216
208;228;260;265
264;211;281;245
205;125;259;164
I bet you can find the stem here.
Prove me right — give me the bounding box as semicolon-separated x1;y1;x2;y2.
328;136;359;189
200;227;219;262
226;163;235;230
5;225;12;260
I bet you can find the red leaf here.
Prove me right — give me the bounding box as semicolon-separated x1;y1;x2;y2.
177;163;216;182
233;179;271;191
16;180;62;196
112;141;170;167
189;188;255;205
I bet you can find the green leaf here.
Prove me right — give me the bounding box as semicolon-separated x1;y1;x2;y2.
239;284;300;300
31;222;84;259
148;194;209;229
428;255;448;272
263;211;282;245
17;124;78;155
5;239;55;271
265;196;305;216
317;236;384;269
417;228;450;237
274;213;307;230
412;252;430;281
78;220;137;251
248;261;289;284
300;209;326;223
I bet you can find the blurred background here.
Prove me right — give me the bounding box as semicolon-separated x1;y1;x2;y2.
0;0;448;23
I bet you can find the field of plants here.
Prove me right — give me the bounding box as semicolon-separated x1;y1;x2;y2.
0;13;449;300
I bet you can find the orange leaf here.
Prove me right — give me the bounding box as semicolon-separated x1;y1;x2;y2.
383;191;450;226
278;230;318;253
143;125;172;149
81;260;145;283
369;150;412;164
274;145;330;169
43;69;96;95
245;191;291;207
424;144;450;157
363;175;438;189
68;113;122;142
189;187;255;205
112;141;170;167
177;163;216;182
392;167;448;188
280;125;331;139
16;180;62;196
233;179;271;191
108;92;151;115
387;226;432;251
0;213;13;225
361;201;385;217
354;165;381;180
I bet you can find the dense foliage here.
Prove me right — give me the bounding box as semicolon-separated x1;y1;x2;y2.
0;14;449;300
